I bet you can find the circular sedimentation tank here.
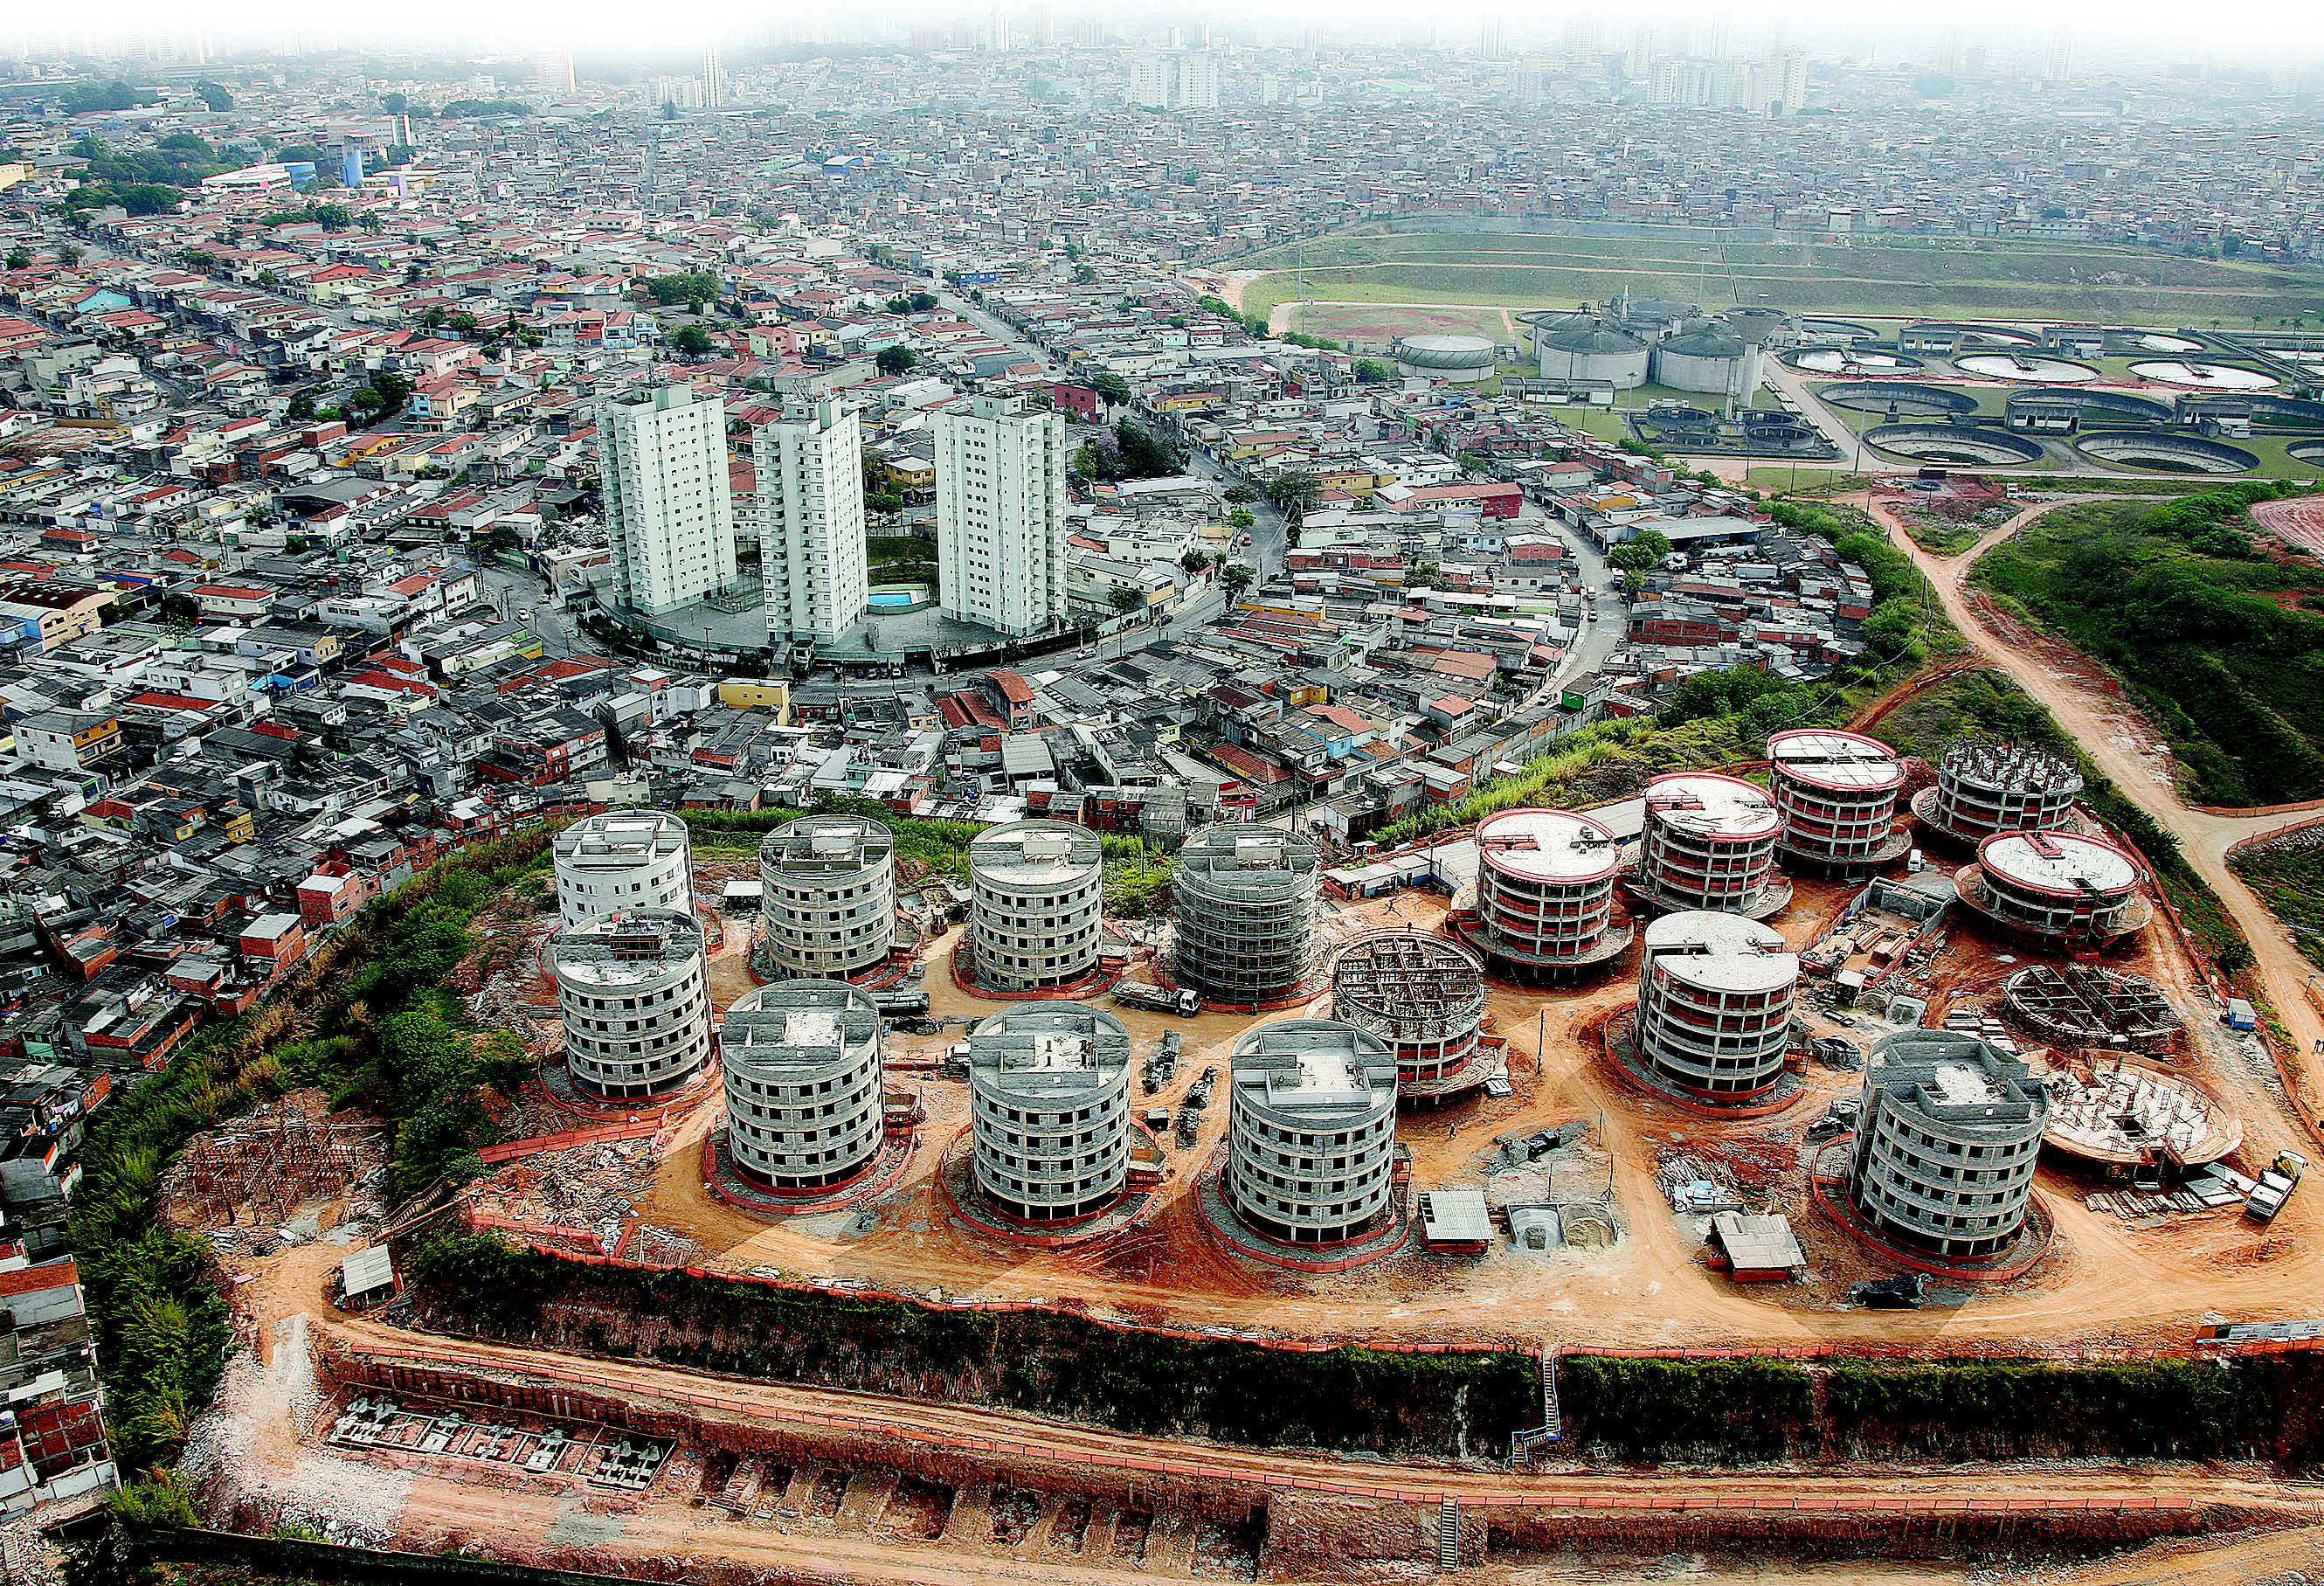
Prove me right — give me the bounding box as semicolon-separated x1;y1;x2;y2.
1788;347;1922;375
2002;386;2175;426
1797;316;1880;343
1910;321;2038;348
1532;313;1650;388
2288;440;2324;465
2129;360;2278;391
1954;352;2099;384
2073;430;2258;474
1819;382;1978;417
1865;423;2044;465
2134;332;2204;355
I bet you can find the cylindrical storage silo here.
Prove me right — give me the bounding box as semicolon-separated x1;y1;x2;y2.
1958;831;2148;948
1913;742;2083;846
1650;320;1765;396
1331;930;1486;1096
1633;911;1798;1103
754;814;896;980
1847;1029;2049;1260
1170;828;1322;1003
1767;729;1906;873
719;979;884;1193
1224;1019;1400;1245
967;820;1105;991
548;908;711;1101
1394;333;1497;384
966;1003;1132;1223
1532;314;1650;388
1473;807;1627;972
1630;772;1787;916
552;811;693;926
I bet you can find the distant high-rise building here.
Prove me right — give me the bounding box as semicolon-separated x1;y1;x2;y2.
1935;27;1963;75
532;50;575;95
2043;31;2073;84
1176;51;1221;109
753;397;869;643
702;43;727;107
1027;0;1055;46
652;75;705;109
1130;52;1173;107
1481;11;1505;60
598;385;739;617
935;394;1068;637
1562;16;1601;54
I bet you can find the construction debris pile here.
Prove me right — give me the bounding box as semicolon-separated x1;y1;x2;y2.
464;1137;665;1254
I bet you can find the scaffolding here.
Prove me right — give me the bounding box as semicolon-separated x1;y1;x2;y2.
2002;964;2180;1050
1916;740;2083;844
1331;931;1487;1091
1170;828;1322;1001
2040;1054;2239;1172
168;1096;377;1229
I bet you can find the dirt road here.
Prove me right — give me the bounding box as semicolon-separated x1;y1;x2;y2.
1863;490;2324;1111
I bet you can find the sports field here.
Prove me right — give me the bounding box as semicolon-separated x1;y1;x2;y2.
1233;225;2324;331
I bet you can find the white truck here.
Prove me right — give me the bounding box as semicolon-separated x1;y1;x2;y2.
1115;980;1201;1016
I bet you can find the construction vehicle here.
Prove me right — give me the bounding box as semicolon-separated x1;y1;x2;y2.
872;987;930;1015
2246;1151;2307;1222
1115;980;1201;1016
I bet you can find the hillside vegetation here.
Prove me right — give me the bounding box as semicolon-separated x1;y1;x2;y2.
1973;487;2324;807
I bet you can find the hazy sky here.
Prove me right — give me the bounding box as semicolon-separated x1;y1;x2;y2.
15;0;2321;65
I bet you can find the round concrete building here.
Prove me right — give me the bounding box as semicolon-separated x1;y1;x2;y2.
1634;911;1798;1103
552;811;693;927
1331;930;1488;1098
1767;729;1908;873
1957;831;2149;948
548;909;711;1101
1171;828;1322;1004
1912;742;2083;847
1629;772;1789;918
719;980;884;1194
1846;1029;2049;1261
1651;319;1765;397
967;821;1105;991
1223;1020;1400;1246
753;815;896;980
966;1003;1132;1223
1394;333;1497;384
1471;807;1629;973
1533;314;1650;388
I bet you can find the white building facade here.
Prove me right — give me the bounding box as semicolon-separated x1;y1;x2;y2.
752;397;869;642
935;395;1069;637
598;384;738;617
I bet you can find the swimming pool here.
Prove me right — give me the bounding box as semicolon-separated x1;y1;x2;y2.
866;591;916;609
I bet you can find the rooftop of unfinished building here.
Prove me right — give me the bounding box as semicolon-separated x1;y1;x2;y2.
722;987;878;1058
556;810;687;862
1980;830;2137;894
1235;1022;1396;1112
1646;772;1781;838
1478;807;1621;882
549;911;703;987
1180;827;1318;876
971;820;1102;883
760;814;893;869
1769;730;1902;792
971;1007;1129;1089
1643;910;1795;994
1870;1033;2044;1125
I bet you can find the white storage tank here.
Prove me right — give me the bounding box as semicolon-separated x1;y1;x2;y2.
1532;314;1650;388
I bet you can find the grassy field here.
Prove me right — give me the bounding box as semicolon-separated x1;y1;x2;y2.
1235;226;2324;329
2231;843;2324;970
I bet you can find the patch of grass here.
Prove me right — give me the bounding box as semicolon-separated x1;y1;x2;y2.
2232;842;2324;972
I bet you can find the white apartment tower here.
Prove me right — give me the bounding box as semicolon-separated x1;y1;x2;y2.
752;397;868;642
598;384;738;617
702;44;728;107
935;394;1069;636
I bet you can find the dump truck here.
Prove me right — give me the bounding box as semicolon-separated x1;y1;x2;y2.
2246;1151;2307;1222
1115;980;1200;1016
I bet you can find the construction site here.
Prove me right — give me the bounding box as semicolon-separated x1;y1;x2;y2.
162;763;2324;1583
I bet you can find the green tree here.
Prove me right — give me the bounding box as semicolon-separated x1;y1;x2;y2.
194;80;232;112
3;248;28;272
1352;358;1394;384
669;323;716;357
1263;473;1319;514
1228;509;1255;530
1109;585;1148;613
1089;371;1131;405
875;344;917;375
1221;564;1255;597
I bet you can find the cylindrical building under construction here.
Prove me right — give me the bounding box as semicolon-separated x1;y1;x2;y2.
548;909;712;1101
1633;911;1798;1103
1629;772;1789;918
966;1003;1132;1224
1912;742;2084;847
1331;930;1488;1098
1170;828;1322;1004
1471;807;1629;973
1956;831;2150;948
1767;729;1907;873
753;814;896;980
967;821;1105;991
552;810;694;927
1847;1029;2049;1261
1224;1020;1401;1246
719;980;885;1194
